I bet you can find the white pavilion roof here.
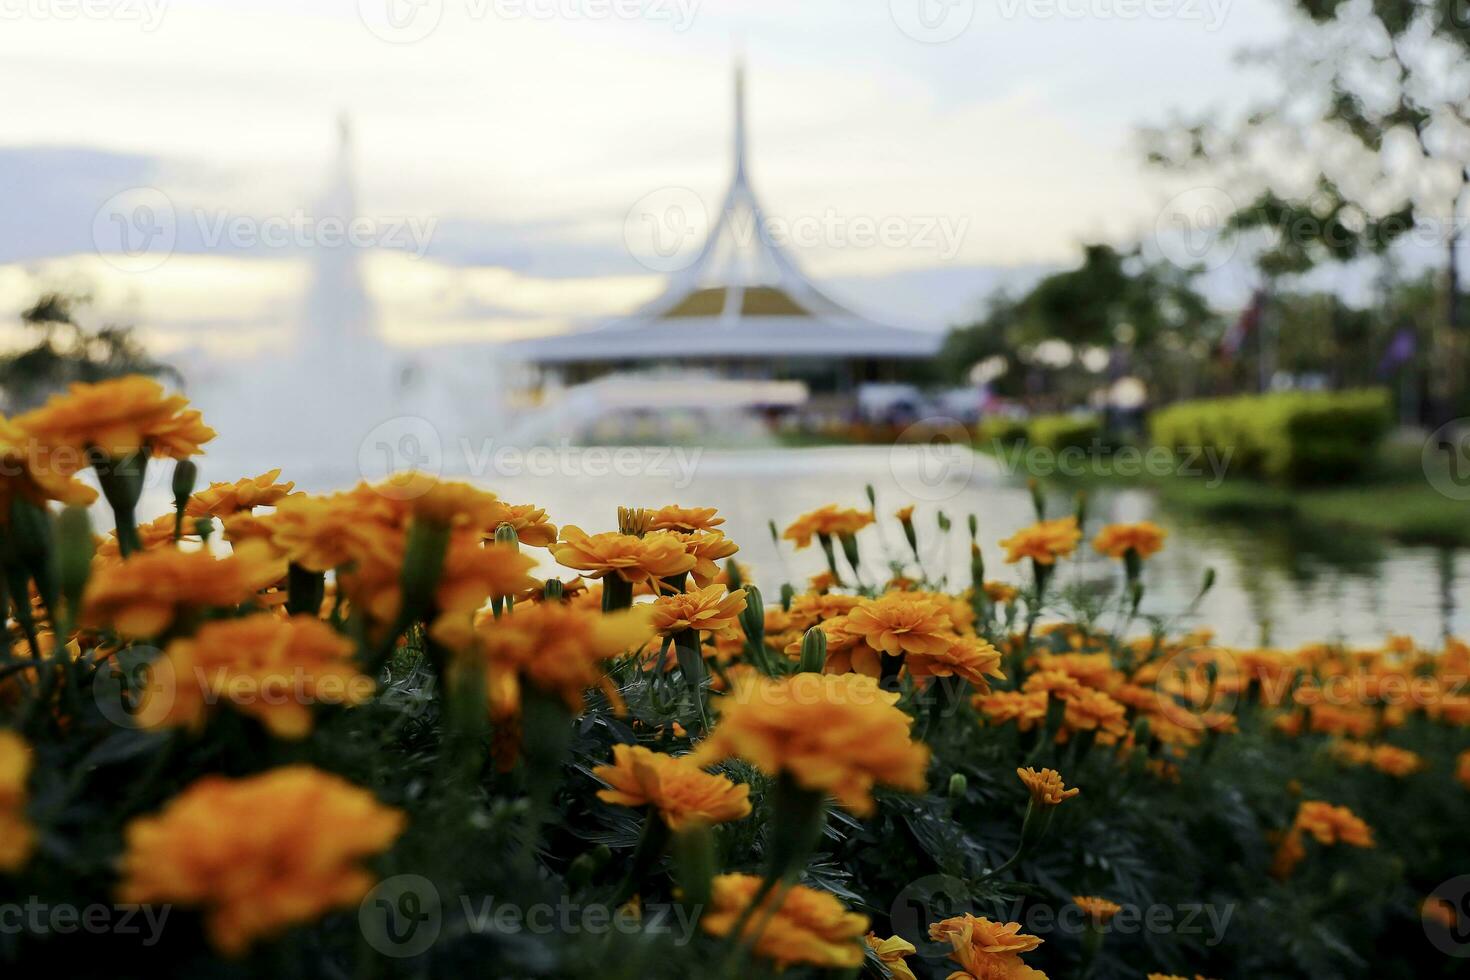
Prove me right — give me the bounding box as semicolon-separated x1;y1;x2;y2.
508;65;942;365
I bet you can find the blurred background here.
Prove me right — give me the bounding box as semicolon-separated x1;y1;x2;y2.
5;0;1470;644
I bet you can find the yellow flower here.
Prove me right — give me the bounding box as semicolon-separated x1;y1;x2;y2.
649;585;748;637
0;415;97;515
82;542;286;637
118;766;403;955
16;376;215;459
1091;521;1167;560
866;934;918;980
551;526;697;587
691;672;929;816
1294;800;1374;848
267;487;401;573
908;635;1006;691
675;530;741;587
485;500;558;547
700;873;868;969
1060;688;1129;743
0;731;36;872
186;468;296;517
844;592;954;657
592;744;751;830
407;478;504;530
999;517;1081;565
1016;767;1079;807
1072;896;1121;925
476;602;653;720
781;505;875;549
929;914;1047;979
139;614;373;738
649;505;724;532
983;581;1020;604
975;690;1048;731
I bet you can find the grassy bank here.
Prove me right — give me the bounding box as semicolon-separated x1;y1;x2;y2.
983;435;1470;548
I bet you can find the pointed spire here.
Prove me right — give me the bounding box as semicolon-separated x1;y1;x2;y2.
733;59;748;183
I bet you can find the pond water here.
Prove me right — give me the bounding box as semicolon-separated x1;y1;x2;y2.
159;445;1469;649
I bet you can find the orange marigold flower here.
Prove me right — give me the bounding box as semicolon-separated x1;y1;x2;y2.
1016;767;1079;807
786;614;879;676
929;914;1047;980
185;468;296;518
82;542;286;638
649;585;748;638
476;602;653;721
673;530;741;587
1422;896;1459;931
808;569;840;592
908;635;1006;692
1072;896;1122;925
1368;743;1424;777
407;478;504;530
983;580;1020;604
0;415;97;514
700;873;868;969
552;526;697;587
138;614;373;738
865;934;918;980
781;504;875;549
844;592;954;657
974;690;1048;731
0;731;35;872
118;766;403;956
648;505;724;532
485;500;558;547
268;488;401;573
1061;688;1129;742
1091;521;1167;560
787;592;866;629
691;672;929;816
999;517;1082;565
1295;800;1374;848
592;744;751;830
894;505;915;522
16;376;215;459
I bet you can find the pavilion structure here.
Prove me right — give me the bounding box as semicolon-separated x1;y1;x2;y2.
508;65;941;408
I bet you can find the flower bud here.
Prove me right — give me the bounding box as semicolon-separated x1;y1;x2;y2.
171;459;198;509
798;626;827;674
494;522;519;550
400;520;451;622
948;772;968;798
739;585;765;649
672;824;716;911
53;505;93;612
543;579;565;601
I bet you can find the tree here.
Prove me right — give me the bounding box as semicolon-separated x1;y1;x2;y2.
0;291;179;412
1143;0;1469;418
941;244;1220;407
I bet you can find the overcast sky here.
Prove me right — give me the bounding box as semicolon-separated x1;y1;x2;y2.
0;0;1295;357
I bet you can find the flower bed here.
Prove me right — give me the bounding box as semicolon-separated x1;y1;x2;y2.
0;378;1466;978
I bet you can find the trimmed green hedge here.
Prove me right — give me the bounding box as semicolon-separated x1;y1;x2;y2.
977;416;1028;445
1149;388;1392;483
1026;413;1102;451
